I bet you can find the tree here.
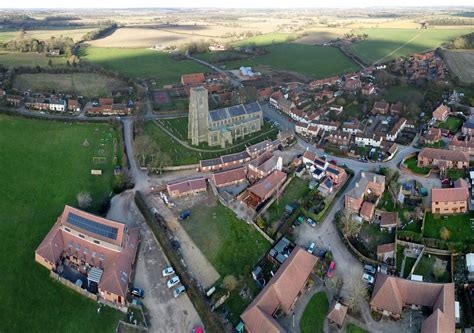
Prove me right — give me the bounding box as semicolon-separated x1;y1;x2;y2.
439;227;451;241
346;270;368;312
48;59;52;66
77;191;92;209
337;208;361;238
222;275;238;292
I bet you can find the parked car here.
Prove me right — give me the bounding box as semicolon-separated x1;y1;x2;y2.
327;261;336;278
307;242;316;254
191;326;203;333
173;285;186;298
162;266;175;277
306;218;316;227
364;264;376;275
167;276;181;288
131;298;143;306
362;273;375;284
131;287;145;298
179;210;190;221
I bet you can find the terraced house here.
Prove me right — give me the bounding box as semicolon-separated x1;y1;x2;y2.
35;206;140;306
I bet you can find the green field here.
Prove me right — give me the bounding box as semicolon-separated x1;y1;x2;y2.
0;27;97;42
424;213;474;243
348;28;474;64
0;115;123;332
0;51;67;67
83;47;209;87
13;73;128;98
381;84;425;105
300;292;329;333
231;32;300;47
265;177;309;223
181;200;270;277
206;44;360;79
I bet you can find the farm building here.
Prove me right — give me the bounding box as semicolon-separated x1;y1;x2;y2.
167;177;207;198
35;205;140;307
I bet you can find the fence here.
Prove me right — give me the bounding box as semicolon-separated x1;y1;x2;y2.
50;271;98;302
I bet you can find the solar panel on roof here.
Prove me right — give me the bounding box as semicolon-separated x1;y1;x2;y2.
67;212;118;241
228;105;246;117
244;102;261;114
327;167;340;175
209;108;229;122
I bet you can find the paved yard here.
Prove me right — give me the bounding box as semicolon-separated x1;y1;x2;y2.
107;191;202;333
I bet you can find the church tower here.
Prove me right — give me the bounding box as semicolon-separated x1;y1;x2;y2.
188;86;209;146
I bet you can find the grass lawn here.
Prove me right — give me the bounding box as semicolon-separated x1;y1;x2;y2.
423;141;446;149
403;256;417;278
423;213;474;243
265;177;310;224
300;291;329;333
0;115;123;332
144;121;278;166
447;168;468;180
436;116;464;133
181;200;270;277
83;47;209;87
413;255;451;283
0;51;67;67
396;244;405;272
348;28;474;64
381;84;425;105
346;323;368;333
405;156;430;175
13;73;128;98
213;44;360;79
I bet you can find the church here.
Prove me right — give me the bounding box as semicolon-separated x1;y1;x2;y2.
188;86;263;148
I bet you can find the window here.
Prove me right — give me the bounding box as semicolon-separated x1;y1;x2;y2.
76;244;81;251
79;234;85;239
65;227;70;232
94;240;100;244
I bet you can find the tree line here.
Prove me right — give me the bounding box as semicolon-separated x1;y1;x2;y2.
448;32;474;49
0;30;75;56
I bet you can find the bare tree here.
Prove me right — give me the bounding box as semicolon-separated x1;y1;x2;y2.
222;275;238;292
337;208;361;238
346;269;368;312
77;191;92;209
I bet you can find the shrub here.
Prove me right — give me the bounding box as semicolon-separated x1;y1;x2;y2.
439;227;451;241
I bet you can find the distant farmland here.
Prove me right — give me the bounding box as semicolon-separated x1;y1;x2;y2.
0;51;67;67
199;44;360;79
441;49;474;84
0;27;97;42
83;47;208;87
348;28;474;64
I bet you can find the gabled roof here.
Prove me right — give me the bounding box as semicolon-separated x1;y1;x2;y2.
418;148;468;163
241;247;317;333
248;170;287;200
326;303;348;327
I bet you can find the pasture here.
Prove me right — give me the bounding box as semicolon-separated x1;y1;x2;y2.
441;49;474;84
83;47;208;87
231;32;300;47
0;115;123;332
348;28;474;64
0;27;96;42
211;44;360;79
0;51;67;67
294;27;351;45
13;73;128;97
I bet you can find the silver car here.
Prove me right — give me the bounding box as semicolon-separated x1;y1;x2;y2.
167;276;180;289
173;285;186;298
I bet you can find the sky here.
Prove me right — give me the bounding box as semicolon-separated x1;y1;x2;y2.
1;0;473;9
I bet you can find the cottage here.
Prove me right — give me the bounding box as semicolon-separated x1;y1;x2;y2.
211;166;247;188
241;170;287;209
462;118;474;136
418;148;469;170
181;73;205;86
431;179;469;215
67;99;81;112
327;130;352;146
386;118;407;141
167;177;207;198
423;128;442;144
345;172;385;213
371;101;389;115
379;211;398;231
376;243;396;263
432;104;450;122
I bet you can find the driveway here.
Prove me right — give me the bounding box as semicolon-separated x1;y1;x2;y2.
107;190;202;333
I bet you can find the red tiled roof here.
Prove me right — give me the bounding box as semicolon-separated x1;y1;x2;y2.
432;187;468;203
380;211;398;227
370;274;455;333
418;148;469;163
248;170;287;200
360;201;375;219
181;73;205;85
241;247;317;333
167;177;207;195
377;242;395;255
211;167;247;187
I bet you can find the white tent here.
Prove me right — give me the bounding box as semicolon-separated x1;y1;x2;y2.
466;253;474;273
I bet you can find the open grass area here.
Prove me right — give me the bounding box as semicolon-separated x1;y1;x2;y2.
424;213;474;243
0;27;97;42
447;168;468;180
265;177;309;223
403;256;417;278
346;323;369;333
181;200;270;277
413;255;451;283
300;291;329;333
13;73;128;98
83;47;209;87
381;84;425;105
144;121;278;166
214;44;360;79
0;51;67;67
348;28;474;64
436;116;464;133
405;156;431;175
441;49;474;84
0;115;123;332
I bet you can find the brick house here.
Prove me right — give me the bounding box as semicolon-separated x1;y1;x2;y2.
432;104;450;122
371;100;389;115
167;177;207;198
181;73;205;86
417;148;469;170
423;128;442;144
326;130;352;146
345;172;385;213
431;179;469;215
462;118;474;136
